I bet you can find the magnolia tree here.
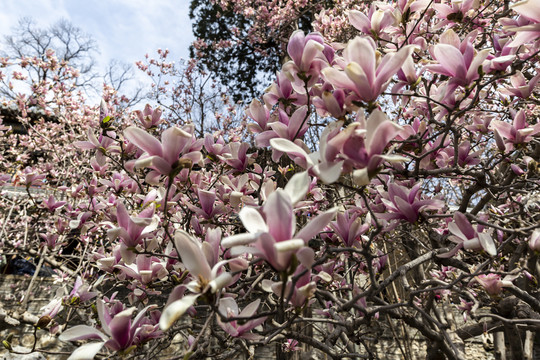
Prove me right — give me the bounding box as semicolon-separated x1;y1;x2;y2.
1;1;540;360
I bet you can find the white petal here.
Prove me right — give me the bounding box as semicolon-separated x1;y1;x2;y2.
159;294;200;331
352;168;370;186
221;233;259;248
284;171;310;205
313;161;344;184
274;239;305;252
209;272;232;293
317;271;332;282
67;342;105;360
239;207;268;233
269;138;314;168
174;231;212;279
59;325;108;342
479;233;497;256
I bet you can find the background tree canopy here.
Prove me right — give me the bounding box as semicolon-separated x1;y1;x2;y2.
189;0;316;102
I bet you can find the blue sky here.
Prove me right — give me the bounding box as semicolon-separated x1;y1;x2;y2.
0;0;194;100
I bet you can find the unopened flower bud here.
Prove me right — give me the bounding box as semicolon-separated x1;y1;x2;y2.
35;315;52;329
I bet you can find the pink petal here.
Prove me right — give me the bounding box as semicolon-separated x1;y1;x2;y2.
366;110;402;155
432;44;467;80
345;37;376;86
124;127;163;157
348;10;371;32
115;202;130;231
287;106;309;140
321;67;358;93
393;196;417;223
284;171;310;204
198;190;216;216
161;127;191;164
287;30;305;67
296;207;338;241
465;49;490;83
270;138;313;168
108;308;136;349
238;299;260;318
345;62;373;101
512;0;540;22
301;39;325;70
263;190;294;242
453;212;476;239
374;45;416;91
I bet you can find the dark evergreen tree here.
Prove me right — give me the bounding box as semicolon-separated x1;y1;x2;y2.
189;0;314;102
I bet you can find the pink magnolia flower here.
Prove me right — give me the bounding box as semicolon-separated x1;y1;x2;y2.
330;210;369;247
506;0;540;47
436;140;481;168
282;30;330;93
377;182;444;223
313;86;347;119
283;339;302;352
99;172;136;194
426;29;490;87
65;276;98;304
439;212;497;258
159;231;232;331
204;133;230;157
59;300;160;358
270;110;406;185
134;104;162;129
124;124;202;179
500;71;540;99
391;55;423;100
262;265;319;307
41;195;66;212
262;71;307;108
217;298;267;340
327;110;407;185
186;189;225;219
222;172;337;271
107;202;157;262
322;37;416;103
114;254;168;285
433;0;478;27
475;274;504;296
39;233;60;249
246;98;270;134
20;168;46;188
457;298;474;322
491;109;540;151
349;6;397;36
222;142;252;171
74;128;118;155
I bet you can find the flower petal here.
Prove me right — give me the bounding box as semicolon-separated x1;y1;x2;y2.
59;325;108;342
124;127;163;157
174;231;212;280
67;342;105;360
284;171;310;204
296;207;338;242
239;207;269;234
159;294;200;331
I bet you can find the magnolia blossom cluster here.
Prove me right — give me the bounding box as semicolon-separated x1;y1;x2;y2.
0;1;540;359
